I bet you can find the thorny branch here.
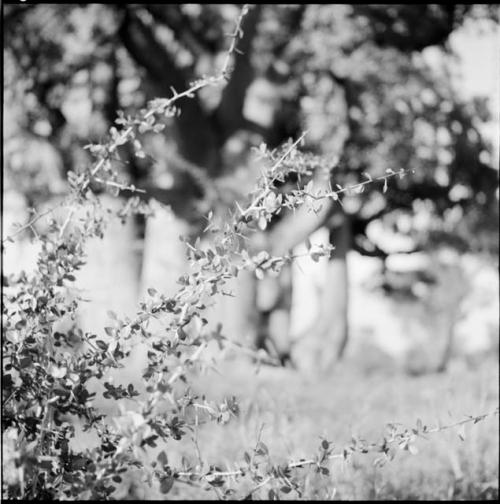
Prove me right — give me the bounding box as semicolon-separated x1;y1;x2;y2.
2;4;251;246
173;408;499;489
240;131;309;218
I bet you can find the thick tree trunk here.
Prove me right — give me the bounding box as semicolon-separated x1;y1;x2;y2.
74;196;142;333
296;211;352;371
119;7;221;175
204;268;259;361
256;263;293;364
324;213;351;361
140;202;191;299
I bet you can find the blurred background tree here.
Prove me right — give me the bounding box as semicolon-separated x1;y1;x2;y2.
3;4;498;368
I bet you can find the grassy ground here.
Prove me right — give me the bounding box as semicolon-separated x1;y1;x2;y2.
74;345;498;500
158;350;499;500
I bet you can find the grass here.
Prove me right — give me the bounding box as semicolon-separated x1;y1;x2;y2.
73;344;499;500
162;349;499;500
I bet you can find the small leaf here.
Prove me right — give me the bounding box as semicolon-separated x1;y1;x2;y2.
256;441;268;455
19;356;32;368
310;252;321;263
255;268;264;280
147;288;157;297
159;475;174;494
258;216;267;231
95;340;108;350
157;450;169;467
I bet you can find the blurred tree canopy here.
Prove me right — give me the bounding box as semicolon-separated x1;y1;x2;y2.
3;4;499;359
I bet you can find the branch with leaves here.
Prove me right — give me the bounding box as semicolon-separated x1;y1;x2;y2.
2;5;251;247
167;408;499;499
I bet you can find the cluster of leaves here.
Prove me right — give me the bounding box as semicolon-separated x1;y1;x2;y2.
0;97;338;499
2;5;498;500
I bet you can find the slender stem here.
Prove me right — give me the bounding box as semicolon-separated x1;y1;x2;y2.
241;131;309;218
167;343;206;386
174;408;499;481
93;177;146;193
424;408;499;434
246;475;272;497
270;131;309;174
4;5;251;248
305;169;411;201
2;202;65;245
58;208;75;239
220;4;251;77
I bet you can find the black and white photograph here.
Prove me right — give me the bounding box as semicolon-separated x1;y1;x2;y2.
2;3;499;500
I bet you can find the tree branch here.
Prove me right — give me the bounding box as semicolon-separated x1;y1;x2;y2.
144;5;209;59
213;4;263;143
351;237;389;259
265;5;307;83
119;7;219;172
